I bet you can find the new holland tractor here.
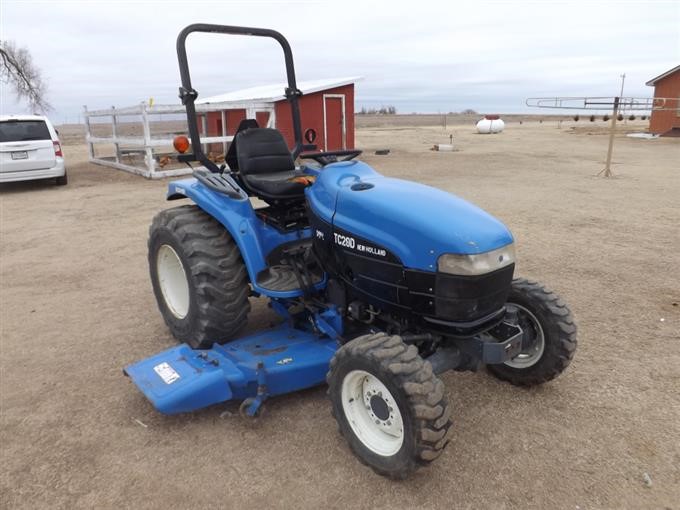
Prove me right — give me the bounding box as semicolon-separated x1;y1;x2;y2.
125;24;578;479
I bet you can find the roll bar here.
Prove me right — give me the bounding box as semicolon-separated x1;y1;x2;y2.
175;24;305;171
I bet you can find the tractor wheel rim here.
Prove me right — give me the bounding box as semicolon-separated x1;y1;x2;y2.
504;303;545;369
157;244;190;319
341;369;404;457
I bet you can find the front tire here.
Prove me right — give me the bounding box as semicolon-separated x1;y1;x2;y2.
487;278;577;386
148;205;251;349
327;333;452;479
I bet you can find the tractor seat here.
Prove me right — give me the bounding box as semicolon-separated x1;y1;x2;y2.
235;128;308;200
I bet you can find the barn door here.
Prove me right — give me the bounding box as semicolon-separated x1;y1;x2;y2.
323;94;346;151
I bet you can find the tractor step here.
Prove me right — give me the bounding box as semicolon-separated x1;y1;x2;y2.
124;326;338;414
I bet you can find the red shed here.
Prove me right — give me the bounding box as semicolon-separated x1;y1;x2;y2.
645;65;680;136
196;77;359;152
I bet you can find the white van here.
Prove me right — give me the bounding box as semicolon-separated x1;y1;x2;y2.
0;115;67;185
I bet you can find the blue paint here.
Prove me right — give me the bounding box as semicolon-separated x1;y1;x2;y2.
170;161;513;279
124;324;338;414
306;161;514;270
129;160;515;414
167;178;322;298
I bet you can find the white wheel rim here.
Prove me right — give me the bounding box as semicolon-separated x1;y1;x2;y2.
504;303;545;368
341;369;404;457
157;244;190;319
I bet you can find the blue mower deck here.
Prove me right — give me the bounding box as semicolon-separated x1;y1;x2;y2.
124;325;338;415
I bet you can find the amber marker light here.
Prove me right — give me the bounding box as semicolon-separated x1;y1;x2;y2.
173;135;190;153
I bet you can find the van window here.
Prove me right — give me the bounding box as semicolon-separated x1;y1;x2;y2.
0;120;51;142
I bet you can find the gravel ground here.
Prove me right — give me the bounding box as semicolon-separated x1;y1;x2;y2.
1;121;679;509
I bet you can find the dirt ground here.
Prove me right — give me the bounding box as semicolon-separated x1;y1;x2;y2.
1;120;679;509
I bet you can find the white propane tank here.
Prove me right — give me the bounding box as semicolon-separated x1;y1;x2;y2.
476;115;505;134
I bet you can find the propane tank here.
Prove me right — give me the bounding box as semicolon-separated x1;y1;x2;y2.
476;115;505;134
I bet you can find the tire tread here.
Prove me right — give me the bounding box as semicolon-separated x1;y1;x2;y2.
149;205;250;348
327;333;453;479
488;278;577;386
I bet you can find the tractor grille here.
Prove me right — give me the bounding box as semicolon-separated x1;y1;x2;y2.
433;264;515;321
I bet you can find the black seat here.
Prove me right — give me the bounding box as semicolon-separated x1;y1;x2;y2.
235;128;307;200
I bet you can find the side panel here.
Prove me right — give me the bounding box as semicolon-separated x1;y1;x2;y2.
308;198;428;315
167;178;311;297
308;205;514;323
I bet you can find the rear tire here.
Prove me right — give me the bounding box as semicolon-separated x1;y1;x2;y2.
327;333;452;479
55;171;68;186
487;278;577;386
148;205;251;349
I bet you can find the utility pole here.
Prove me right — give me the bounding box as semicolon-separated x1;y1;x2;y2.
619;73;626;121
525;94;673;178
598;96;619;178
619;73;626;98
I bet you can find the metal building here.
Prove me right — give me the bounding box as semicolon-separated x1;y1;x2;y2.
198;77;359;151
646;65;680;136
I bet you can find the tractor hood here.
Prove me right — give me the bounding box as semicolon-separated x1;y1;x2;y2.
306;160;513;272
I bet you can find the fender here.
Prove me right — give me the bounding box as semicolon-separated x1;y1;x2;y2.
166;177;312;297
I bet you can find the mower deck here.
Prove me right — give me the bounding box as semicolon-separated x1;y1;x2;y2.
124;325;338;415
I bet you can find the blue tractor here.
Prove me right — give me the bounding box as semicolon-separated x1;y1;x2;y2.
125;24;577;479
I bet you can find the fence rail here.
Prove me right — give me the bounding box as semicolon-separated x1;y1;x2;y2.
525;95;678;178
84;100;275;179
526;96;677;111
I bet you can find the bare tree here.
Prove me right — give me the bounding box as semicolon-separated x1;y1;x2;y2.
0;40;50;111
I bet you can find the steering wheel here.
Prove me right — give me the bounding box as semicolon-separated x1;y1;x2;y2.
300;150;362;166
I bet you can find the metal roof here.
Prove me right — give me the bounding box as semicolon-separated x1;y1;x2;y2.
197;76;361;104
645;65;680;86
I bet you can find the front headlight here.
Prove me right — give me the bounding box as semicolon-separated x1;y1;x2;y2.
438;243;516;276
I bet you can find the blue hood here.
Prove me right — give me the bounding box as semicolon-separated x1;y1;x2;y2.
306;160;514;271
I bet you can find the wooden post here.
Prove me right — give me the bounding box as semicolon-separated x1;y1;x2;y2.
83;105;94;160
221;110;227;155
599;96;619;178
140;101;154;177
201;114;208;155
111;106;120;163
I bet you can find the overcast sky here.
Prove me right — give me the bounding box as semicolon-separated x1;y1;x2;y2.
1;0;678;122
